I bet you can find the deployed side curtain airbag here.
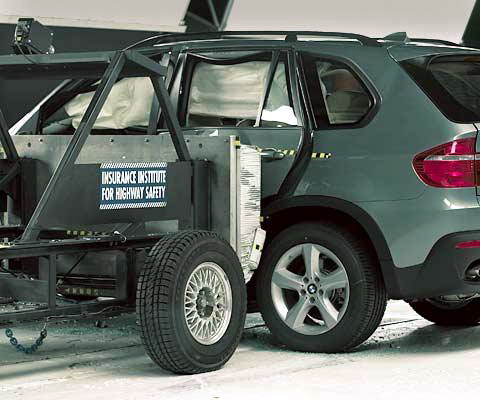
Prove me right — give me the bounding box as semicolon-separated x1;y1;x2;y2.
64;77;154;129
188;61;270;120
188;60;294;125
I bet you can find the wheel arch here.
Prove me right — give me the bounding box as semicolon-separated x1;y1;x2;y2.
263;196;391;259
259;195;396;296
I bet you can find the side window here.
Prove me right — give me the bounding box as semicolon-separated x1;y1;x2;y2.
37;56;175;136
302;55;372;126
184;56;297;128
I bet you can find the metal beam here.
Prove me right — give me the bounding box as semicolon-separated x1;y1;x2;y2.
125;50;190;159
206;0;220;29
0;108;18;161
48;255;57;310
124;50;168;76
150;75;191;161
0;234;162;259
146;53;170;135
0;299;130;324
219;0;234;31
147;96;160;135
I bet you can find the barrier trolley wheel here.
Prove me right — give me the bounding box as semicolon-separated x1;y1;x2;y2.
137;230;246;374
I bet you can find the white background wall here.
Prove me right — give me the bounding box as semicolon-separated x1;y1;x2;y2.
0;0;188;31
228;0;476;43
0;1;476;41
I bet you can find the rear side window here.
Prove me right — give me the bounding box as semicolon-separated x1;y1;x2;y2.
401;55;480;123
302;55;373;126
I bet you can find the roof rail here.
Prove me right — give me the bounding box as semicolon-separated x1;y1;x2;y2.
379;32;460;48
410;38;460;47
124;30;381;50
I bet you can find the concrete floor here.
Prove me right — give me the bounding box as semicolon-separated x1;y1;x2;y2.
0;301;478;399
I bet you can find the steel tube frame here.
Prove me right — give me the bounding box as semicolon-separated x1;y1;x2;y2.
0;48;196;322
18;49;191;241
150;76;191;161
0;50;197;323
0;109;19;162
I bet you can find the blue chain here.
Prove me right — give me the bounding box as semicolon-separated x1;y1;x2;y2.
5;323;47;354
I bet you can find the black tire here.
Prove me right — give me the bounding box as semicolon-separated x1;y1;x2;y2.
409;298;480;326
137;230;246;374
256;222;387;353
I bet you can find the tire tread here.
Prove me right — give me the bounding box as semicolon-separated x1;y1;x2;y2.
137;230;242;374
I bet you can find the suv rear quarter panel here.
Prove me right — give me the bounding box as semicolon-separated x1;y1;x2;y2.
294;43;480;268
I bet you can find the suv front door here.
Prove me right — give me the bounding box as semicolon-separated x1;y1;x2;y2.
178;48;305;199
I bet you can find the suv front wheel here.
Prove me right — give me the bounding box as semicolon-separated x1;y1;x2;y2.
256;222;387;353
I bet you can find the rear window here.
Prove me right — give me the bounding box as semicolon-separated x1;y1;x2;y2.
402;55;480;123
301;54;373;127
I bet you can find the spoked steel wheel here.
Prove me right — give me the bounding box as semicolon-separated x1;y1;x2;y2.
184;262;233;345
271;243;350;335
137;231;246;374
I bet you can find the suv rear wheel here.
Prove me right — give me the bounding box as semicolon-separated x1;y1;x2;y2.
409;297;480;326
256;222;387;353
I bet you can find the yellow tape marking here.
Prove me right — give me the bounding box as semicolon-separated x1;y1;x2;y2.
312;152;332;159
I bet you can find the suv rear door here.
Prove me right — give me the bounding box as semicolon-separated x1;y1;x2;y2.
295;51;382;200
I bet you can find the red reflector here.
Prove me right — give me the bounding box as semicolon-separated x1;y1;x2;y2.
413;138;479;188
455;240;480;249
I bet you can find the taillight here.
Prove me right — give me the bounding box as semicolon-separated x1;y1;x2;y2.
456;240;480;249
413;137;479;188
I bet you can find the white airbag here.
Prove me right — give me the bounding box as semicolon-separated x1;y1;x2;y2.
65;77;154;130
188;61;269;120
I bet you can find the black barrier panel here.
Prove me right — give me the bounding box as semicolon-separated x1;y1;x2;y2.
35;161;194;229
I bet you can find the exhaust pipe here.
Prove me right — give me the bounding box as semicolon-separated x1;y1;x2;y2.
465;264;480;280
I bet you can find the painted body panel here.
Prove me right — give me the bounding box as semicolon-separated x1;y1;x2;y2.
292;42;480;267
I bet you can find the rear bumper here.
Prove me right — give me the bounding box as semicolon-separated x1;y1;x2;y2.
384;230;480;299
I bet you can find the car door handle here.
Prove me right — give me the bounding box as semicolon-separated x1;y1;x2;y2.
260;148;285;161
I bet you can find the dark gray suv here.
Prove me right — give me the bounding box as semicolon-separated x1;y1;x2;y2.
168;31;480;352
